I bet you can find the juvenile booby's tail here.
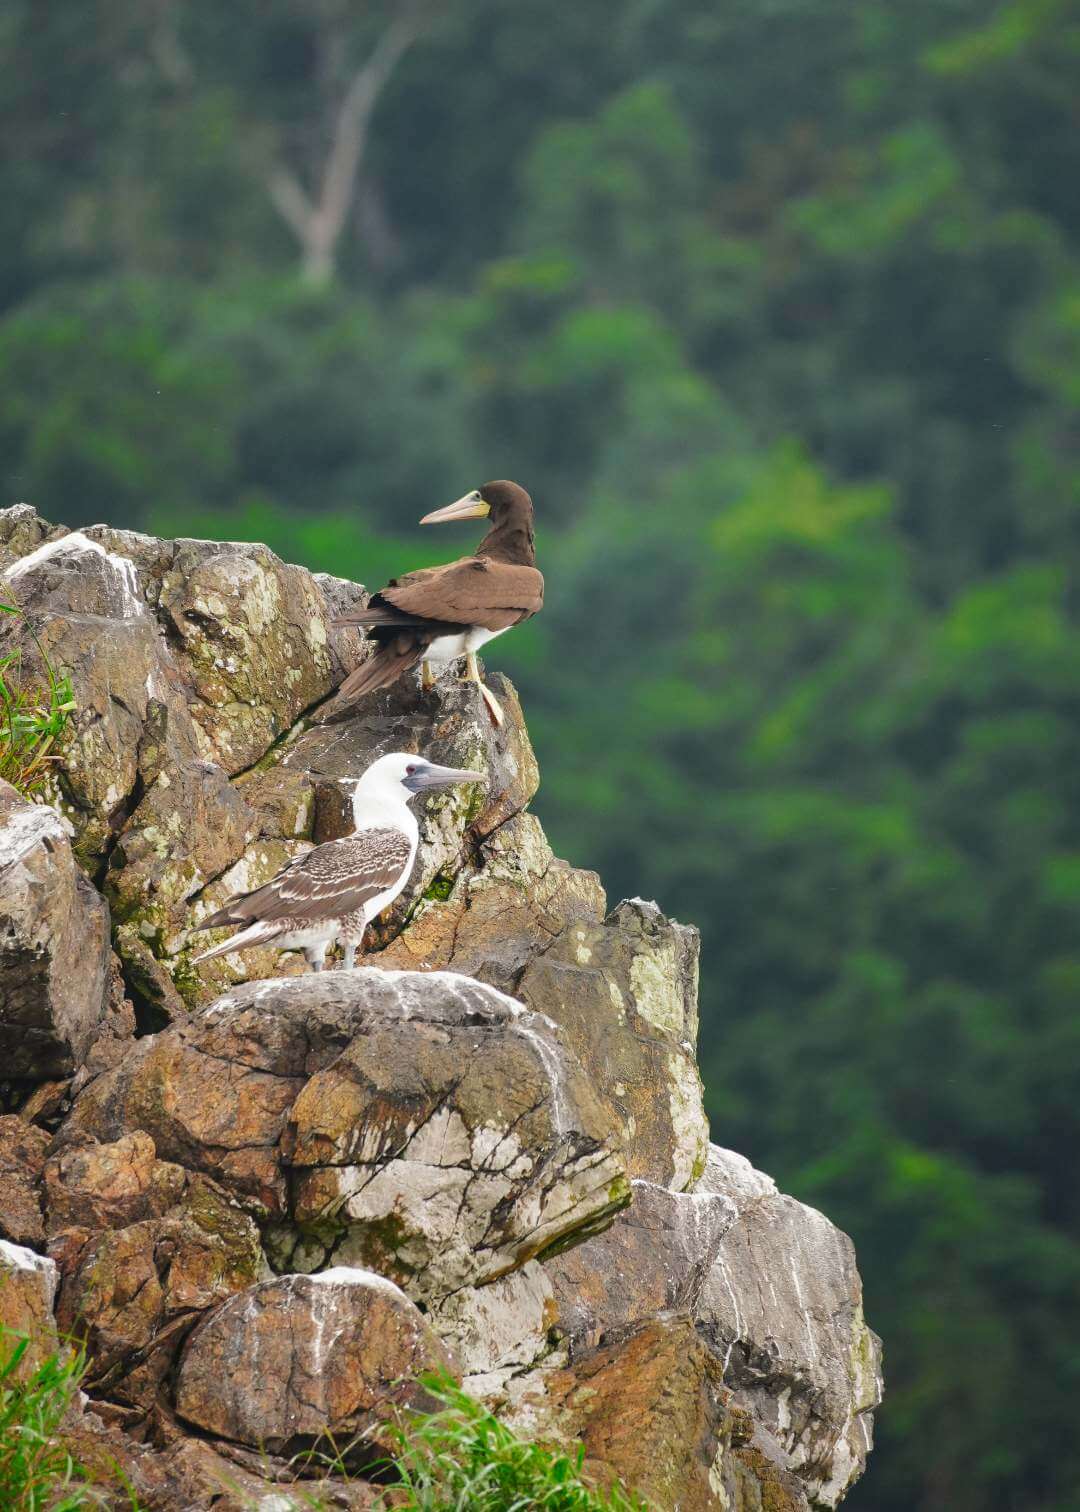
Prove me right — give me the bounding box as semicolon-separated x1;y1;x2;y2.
191;920;280;965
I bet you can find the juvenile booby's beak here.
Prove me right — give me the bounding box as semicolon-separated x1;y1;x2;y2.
404;763;486;793
420;490;490;525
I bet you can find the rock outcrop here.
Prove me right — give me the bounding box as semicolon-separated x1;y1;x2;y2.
0;504;881;1510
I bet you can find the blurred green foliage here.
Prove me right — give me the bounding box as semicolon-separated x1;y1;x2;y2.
3;1;1080;1506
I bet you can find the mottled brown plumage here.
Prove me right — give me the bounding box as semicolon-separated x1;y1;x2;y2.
198;829;413;933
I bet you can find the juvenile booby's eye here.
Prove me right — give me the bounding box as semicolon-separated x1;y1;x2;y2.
405;764;418;775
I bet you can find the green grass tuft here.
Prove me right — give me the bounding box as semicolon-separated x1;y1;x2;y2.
378;1371;645;1511
0;1329;104;1511
0;598;75;799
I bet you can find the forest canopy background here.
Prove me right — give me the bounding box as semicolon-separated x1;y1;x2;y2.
3;4;1079;1508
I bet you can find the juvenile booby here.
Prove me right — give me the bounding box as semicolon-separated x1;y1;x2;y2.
333;480;543;725
191;752;482;972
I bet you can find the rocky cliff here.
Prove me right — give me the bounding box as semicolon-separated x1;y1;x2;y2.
0;504;882;1510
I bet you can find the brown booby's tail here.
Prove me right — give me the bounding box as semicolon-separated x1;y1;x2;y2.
336;633;424;701
332;602;433;701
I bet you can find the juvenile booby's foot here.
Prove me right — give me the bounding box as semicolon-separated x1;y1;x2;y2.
421;659;435;693
465;651;505;727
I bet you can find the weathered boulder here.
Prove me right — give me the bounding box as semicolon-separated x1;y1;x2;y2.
384;876;708;1193
696;1146;883;1508
0;1239;59;1379
60;1402;385;1510
0;781;112;1078
43;1130;186;1236
0;501;62;569
61;970;629;1300
50;1144;264;1408
376;811;607;993
175;1268;452;1453
0;1114;50;1245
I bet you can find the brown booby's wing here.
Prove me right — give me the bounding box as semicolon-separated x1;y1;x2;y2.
197;829;413;930
380;556;544;631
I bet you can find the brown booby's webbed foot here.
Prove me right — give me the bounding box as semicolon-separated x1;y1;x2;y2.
464;651;504;726
421;659;435;693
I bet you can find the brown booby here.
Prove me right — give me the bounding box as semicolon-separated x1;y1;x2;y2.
332;480;543;725
191;753;482;972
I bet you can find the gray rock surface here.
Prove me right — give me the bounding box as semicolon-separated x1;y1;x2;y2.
517;896;709;1190
0;780;112;1077
697;1145;884;1507
431;1176;734;1386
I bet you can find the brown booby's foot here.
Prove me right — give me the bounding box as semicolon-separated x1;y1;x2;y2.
479;681;504;726
421;660;435;692
464;651;504;726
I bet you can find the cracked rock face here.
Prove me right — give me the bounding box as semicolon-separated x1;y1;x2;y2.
0;505;543;1019
506;1315;732;1512
61;970;630;1301
0;507;879;1510
432;1178;734;1386
175;1268;453;1452
697;1145;884;1508
0;780;112;1078
49;1141;264;1409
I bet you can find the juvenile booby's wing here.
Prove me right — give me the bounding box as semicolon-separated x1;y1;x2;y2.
196;828;414;931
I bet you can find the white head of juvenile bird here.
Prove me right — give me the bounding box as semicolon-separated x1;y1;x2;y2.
349;751;484;830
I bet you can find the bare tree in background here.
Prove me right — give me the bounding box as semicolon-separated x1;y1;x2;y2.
266;2;426;284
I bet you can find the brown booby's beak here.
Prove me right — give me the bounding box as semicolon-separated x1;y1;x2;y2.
420;490;490;525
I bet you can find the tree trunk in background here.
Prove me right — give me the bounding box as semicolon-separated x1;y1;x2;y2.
266;7;422;284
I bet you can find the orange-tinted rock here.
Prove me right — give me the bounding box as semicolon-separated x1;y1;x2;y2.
0;1239;59;1380
44;1131;186;1236
376;812;606;994
507;1317;729;1511
175;1268;454;1452
0;1114;49;1245
55;1172;263;1407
